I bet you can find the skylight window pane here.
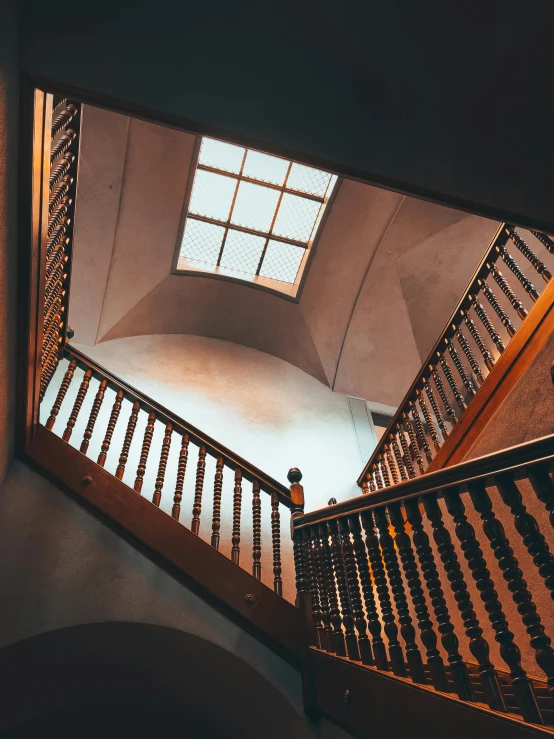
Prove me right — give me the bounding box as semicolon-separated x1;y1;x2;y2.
242;151;289;185
287;163;331;197
180;219;224;266
199;138;244;173
219;230;266;275
272;193;322;243
259;241;305;284
231;181;280;232
189;170;236;221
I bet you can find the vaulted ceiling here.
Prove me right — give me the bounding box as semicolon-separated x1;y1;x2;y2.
69;105;497;407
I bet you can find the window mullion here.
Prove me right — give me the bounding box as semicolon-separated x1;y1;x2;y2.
255;162;293;276
216;149;247;267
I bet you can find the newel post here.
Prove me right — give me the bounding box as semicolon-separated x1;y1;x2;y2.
289;468;316;645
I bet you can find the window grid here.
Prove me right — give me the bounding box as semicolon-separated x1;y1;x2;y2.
180;138;335;285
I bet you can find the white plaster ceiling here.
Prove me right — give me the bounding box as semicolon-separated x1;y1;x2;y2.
69;105;498;407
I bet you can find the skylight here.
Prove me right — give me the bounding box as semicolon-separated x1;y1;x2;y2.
175;138;337;295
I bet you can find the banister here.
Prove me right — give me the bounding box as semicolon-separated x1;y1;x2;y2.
358;222;554;490
297;431;554;528
357;222;507;486
64;344;293;505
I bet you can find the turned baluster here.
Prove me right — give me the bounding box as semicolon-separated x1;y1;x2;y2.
231;468;243;565
319;523;346;655
409;402;433;463
403;413;425;474
445;488;525;713
398;424;416;478
374;506;425;683
80;379;107;454
439;354;466;411
209;457;224;549
51;102;78;137
172;434;189;521
115;401;140;479
385;446;400;485
423;379;448;440
191;445;206;535
506;226;552;282
495;473;554;601
133;411;156;494
379;455;391;487
431;366;458;425
62;369;92;442
361;509;406;676
478;284;517;338
496;246;539;301
361;475;370;494
303;527;326;648
338;517;373;664
271;493;283;595
251;479;261;578
389;502;447;690
469;480;551;717
489;264;528;320
328;519;360;660
49;176;73;212
462;311;497;370
349;515;388;670
292;524;315;638
470;297;506;354
50;129;76;164
446;338;476;396
391;436;408;481
403;498;473;700
46;359;77;430
50;154;76;189
417;390;441;451
313;527;334;651
527;463;554;530
97;390;124;467
423;494;504;710
455;327;485;384
152;423;172;507
531;230;554;254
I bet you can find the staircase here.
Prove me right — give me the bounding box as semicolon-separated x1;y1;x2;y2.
18;88;554;739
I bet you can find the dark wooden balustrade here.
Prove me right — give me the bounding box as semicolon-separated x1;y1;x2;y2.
41;344;303;594
295;434;554;729
40;96;81;401
359;223;554;492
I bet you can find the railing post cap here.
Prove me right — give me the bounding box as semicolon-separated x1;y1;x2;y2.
287;467;303;483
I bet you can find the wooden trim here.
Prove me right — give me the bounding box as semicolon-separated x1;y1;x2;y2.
17;87;52;453
29;76;554;235
309;649;553;739
428;276;554;469
64;345;292;504
294;432;554;529
26;425;306;665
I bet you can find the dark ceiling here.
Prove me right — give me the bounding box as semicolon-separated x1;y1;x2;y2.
19;0;554;231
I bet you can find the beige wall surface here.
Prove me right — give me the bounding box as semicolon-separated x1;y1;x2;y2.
69;107;498;410
0;0;17;484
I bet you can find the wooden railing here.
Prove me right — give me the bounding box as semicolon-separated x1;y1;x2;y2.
359;223;554;491
294;434;554;727
41;96;82;400
41;345;304;592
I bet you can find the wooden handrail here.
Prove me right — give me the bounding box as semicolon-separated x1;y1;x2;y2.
294;429;554;728
297;431;554;528
64;345;292;504
358;222;554;490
